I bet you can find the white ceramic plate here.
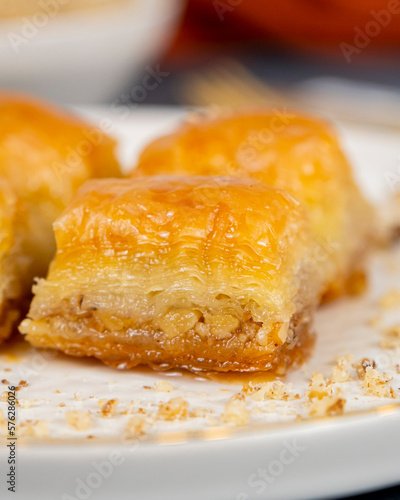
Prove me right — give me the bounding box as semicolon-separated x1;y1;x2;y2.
0;0;183;103
1;107;400;500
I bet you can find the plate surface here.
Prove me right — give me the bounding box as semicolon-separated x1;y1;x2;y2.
1;107;400;500
0;0;183;103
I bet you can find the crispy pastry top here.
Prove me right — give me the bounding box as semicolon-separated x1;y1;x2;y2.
133;110;373;296
41;176;319;327
0;179;27;305
0;92;121;279
0;92;120;212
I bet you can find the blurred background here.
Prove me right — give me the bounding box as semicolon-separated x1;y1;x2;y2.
1;0;400;129
150;0;400;111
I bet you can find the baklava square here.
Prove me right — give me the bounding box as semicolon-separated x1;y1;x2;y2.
21;176;320;372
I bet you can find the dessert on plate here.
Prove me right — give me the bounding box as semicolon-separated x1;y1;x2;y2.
0;179;28;342
0;92;121;341
20;176;321;372
0;0;123;18
133;111;373;300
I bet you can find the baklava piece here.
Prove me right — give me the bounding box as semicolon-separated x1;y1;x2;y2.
20;176;320;372
0;180;29;342
0;91;121;280
0;92;121;341
133;111;373;300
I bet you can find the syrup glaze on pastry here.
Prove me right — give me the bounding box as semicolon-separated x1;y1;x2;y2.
20;176;320;372
133;111;372;300
0;92;121;281
0;92;121;342
0;180;28;341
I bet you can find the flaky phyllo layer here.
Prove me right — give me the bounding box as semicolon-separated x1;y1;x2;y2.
0;91;121;283
0;180;30;342
134;111;373;299
0;92;121;343
21;176;321;371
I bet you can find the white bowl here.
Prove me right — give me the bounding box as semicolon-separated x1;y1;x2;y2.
0;0;184;103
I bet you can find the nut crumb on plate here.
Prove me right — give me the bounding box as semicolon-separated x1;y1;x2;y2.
307;372;346;417
189;407;214;418
158;397;188;421
221;397;250;426
154;380;174;393
65;410;92;431
362;366;397;399
307;372;330;399
73;392;82;401
331;356;352;383
308;392;346;417
20;420;49;437
242;380;297;401
354;358;376;380
98;399;119;418
126;415;147;438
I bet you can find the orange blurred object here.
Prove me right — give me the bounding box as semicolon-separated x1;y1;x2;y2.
169;0;400;59
232;0;400;46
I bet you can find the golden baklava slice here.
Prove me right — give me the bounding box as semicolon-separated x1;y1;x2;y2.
20;176;320;372
0;180;30;342
133;111;373;300
0;91;121;282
